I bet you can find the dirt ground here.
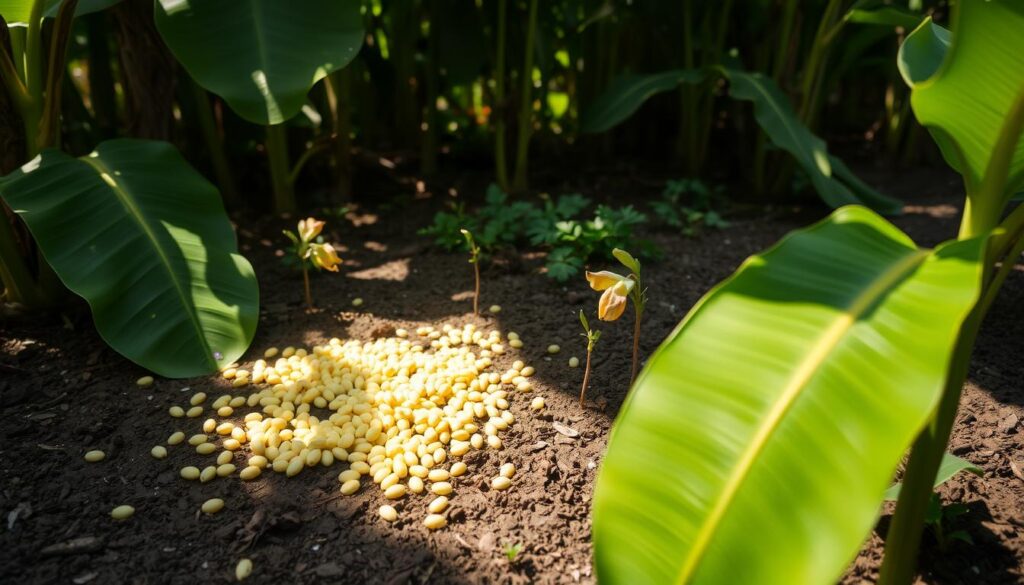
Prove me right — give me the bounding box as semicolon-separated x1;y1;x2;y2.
1;162;1022;584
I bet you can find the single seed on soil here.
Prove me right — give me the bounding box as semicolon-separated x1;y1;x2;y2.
189;434;208;446
379;505;398;522
229;396;246;408
201;498;224;514
223;439;241;451
431;482;453;496
338;469;359;482
509;339;523;348
196;443;216;455
218;406;234;417
249;455;268;468
222;368;237;379
427;469;450;482
450;462;467;477
491;476;512;490
216;422;234;435
521;366;535;377
240;466;261;481
286;458;304;477
235;558;253;581
569;356;580;368
217;451;233;465
500;463;516;479
180;466;200;480
423;514;447;530
151;446;167;459
531;397;545;411
217;463;236;477
507;331;519;340
190;392;207;406
84;450;105;463
428;496;449;514
487;435;502;449
186;406;203;418
384;484;407;499
264;347;279;358
352;298;363;307
169;406;185;418
167;432;185;445
110;505;135;520
200;466;216;483
136;376;153;387
202;419;216;433
340;479;361;495
488;305;501;313
547;344;560;354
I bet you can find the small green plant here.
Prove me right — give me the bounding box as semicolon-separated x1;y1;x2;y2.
924;495;972;551
578;310;601;406
461;229;481;315
585;248;648;382
283;217;342;309
501;541;523;563
651;179;729;236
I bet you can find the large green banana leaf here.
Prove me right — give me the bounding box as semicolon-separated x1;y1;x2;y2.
581;68;902;214
593;206;986;585
0;140;258;378
1;0;120;24
153;0;364;125
898;0;1024;197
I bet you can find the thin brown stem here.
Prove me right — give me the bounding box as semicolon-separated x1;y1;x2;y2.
630;308;642;382
303;265;313;309
472;261;480;315
580;349;593;406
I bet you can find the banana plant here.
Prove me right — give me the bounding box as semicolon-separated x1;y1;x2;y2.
0;0;259;377
592;2;1024;584
153;0;365;212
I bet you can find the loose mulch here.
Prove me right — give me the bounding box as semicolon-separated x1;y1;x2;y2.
1;162;1021;584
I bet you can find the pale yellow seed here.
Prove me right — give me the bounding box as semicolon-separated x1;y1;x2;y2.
217;463;236;477
201;498;224;515
282;346;295;358
223;439;241;451
136;376;153;387
427;469;450;482
408;476;425;494
217;451;233;465
423;514;447;530
167;431;185;446
196;443;216;455
488;305;501;314
190;392;207;406
340;479;361;495
338;469;360;483
516;381;532;392
500;463;516;478
470;434;484;450
200;466;216;483
530;397;545;411
428;496;449;514
509;339;523;349
110;505;135;520
218;406;234;417
384;484;407;499
84;450;105;463
352;298;364;307
235;558;253;581
232;378;248;389
379;505;398;522
188;434;208;446
203;418;216;433
286;458;304;477
264;347;279;358
431;481;453;496
450;462;467;477
186;406;203;418
569;356;580;368
547;344;560;354
487;435;502;450
240;466;261;481
180;466;200;480
249;455;268;469
229;396;246;408
169;406;185;418
507;331;520;341
151;446;167;460
491;476;512;490
216;422;234;436
222;368;237;379
521;366;535;377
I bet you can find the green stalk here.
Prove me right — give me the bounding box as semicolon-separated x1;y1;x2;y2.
797;0;843;125
494;0;509;191
678;0;697;175
21;0;46;156
0;212;40;304
38;0;79;151
190;81;238;207
85;12;117;137
265;124;294;213
325;68;353;202
511;0;538;192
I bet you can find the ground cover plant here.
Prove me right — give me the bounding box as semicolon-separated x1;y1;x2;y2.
2;1;1023;584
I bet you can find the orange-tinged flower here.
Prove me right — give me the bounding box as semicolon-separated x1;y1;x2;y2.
310;242;342;272
298;217;325;243
586;271;634;321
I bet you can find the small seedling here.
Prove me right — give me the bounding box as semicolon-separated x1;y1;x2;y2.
283;217;342;309
501;541;523;563
925;494;973;551
585;248;648;382
578;310;601;406
461;229;482;315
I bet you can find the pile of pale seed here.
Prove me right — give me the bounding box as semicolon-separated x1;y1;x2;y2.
145;323;544;530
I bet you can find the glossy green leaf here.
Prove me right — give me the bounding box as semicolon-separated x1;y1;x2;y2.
846;6;924;30
898;1;1024;196
593;206;986;585
43;0;123;18
0;140;259;378
153;0;364;125
1;0;120;25
581;68;901;213
884;453;982;500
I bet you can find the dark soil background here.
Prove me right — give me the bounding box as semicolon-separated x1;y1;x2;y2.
1;162;1021;584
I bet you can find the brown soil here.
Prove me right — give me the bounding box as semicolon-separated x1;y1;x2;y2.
1;163;1022;584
